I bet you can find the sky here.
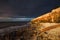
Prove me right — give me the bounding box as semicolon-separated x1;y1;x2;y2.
0;0;60;18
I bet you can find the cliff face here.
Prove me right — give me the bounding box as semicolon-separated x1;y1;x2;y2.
30;7;60;40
